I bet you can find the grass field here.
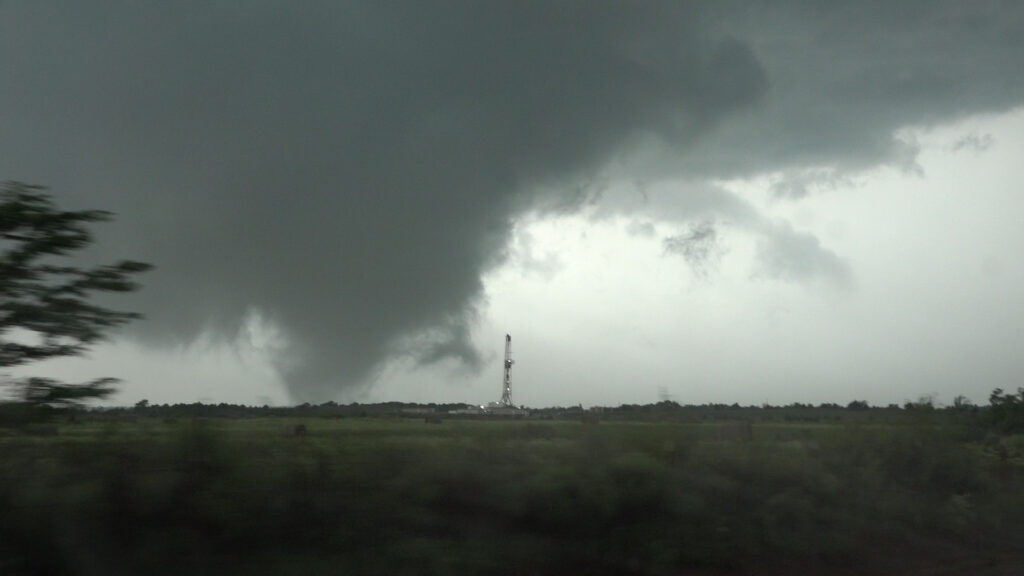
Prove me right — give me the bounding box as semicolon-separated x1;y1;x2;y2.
2;414;1022;575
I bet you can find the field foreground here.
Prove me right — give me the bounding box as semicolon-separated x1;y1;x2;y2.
2;415;1022;575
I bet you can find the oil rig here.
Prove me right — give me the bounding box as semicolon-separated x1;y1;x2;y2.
500;333;514;406
485;334;525;414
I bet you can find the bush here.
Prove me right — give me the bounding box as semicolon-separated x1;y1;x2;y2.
989;388;1024;433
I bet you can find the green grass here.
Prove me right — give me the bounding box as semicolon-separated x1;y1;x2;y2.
1;416;1022;575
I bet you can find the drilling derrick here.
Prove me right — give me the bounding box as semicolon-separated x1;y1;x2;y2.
500;334;514;407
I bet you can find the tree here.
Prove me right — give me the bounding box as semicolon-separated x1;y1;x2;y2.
952;394;975;411
989;387;1024;433
1;181;152;411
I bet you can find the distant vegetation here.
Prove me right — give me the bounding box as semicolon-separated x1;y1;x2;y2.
28;388;1020;432
1;393;1022;575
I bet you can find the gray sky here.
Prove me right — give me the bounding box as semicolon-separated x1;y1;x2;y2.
3;1;1023;407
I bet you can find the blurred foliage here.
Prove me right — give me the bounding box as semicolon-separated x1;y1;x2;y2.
1;181;151;414
1;412;1022;575
989;387;1024;433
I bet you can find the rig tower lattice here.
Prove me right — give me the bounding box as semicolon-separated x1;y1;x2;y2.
500;334;514;407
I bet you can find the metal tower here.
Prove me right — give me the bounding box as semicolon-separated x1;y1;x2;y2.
500;334;514;407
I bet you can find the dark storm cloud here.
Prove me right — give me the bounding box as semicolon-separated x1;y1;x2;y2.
616;0;1024;285
637;0;1024;178
2;2;1022;401
0;1;767;401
